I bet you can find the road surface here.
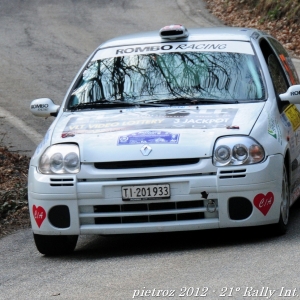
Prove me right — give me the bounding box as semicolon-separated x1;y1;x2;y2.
1;1;300;300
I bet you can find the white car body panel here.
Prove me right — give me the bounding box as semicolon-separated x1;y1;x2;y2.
28;26;300;242
46;103;264;162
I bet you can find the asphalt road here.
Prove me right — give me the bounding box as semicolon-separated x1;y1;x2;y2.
1;1;300;299
0;0;222;156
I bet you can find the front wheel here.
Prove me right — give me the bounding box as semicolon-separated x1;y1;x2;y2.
33;234;78;256
272;164;290;235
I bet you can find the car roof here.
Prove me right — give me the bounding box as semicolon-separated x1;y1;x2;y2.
98;27;266;50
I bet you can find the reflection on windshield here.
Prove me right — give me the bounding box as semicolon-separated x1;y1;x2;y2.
68;52;265;108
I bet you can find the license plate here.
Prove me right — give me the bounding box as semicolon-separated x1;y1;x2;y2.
122;184;170;201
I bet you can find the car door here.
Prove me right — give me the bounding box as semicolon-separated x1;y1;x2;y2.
266;37;300;204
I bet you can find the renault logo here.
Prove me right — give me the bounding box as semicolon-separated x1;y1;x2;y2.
140;144;152;156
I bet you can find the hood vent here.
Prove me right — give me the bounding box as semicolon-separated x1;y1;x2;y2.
219;169;246;179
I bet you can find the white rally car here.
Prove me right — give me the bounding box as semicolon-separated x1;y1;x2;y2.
29;25;300;255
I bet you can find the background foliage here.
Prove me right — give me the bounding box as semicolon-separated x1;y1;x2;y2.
206;0;300;57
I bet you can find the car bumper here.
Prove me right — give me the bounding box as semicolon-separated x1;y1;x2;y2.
28;154;283;235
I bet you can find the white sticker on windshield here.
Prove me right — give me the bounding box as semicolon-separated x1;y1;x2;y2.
93;41;254;61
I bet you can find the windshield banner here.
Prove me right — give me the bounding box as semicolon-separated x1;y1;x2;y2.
93;41;254;61
61;108;238;138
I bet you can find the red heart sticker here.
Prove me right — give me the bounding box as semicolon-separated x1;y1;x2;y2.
253;192;274;216
33;205;46;228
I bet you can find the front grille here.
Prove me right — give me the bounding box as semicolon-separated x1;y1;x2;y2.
79;199;218;225
50;178;74;186
94;158;200;169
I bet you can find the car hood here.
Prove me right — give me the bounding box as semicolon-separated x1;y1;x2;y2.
51;103;265;162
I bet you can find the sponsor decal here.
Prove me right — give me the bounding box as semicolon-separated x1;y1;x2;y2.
31;104;49;111
291;91;300;96
253;192;274;216
62;132;75;138
117;131;180;145
115;44;228;55
280;113;292;129
62;108;238;136
92;41;255;61
33;205;46;228
267;113;282;144
283;104;300;131
226;125;239;129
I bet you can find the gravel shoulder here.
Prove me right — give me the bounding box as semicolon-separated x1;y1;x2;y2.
0;147;30;238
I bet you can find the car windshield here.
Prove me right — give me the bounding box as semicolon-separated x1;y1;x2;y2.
67;51;265;109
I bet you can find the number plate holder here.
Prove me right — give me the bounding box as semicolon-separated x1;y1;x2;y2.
121;184;170;201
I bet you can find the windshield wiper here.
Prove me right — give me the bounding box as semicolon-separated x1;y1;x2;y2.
134;102;170;107
69;100;171;111
69;100;138;111
135;97;239;106
173;97;238;105
69;97;239;111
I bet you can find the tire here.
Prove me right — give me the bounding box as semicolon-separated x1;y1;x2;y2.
272;164;290;235
33;234;78;256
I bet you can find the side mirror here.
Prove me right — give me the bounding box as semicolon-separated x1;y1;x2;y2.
279;85;300;104
30;98;60;117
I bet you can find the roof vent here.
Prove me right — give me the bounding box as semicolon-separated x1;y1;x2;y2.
159;25;189;39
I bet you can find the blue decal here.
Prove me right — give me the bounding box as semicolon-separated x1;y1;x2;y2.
118;131;180;145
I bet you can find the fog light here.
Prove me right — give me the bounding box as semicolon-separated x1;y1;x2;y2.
48;205;70;228
228;197;253;220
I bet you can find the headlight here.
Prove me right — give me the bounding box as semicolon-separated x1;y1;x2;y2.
213;136;264;166
39;144;80;174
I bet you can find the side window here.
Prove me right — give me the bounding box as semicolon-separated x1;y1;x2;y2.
268;37;299;85
260;38;290;112
260;39;289;95
268;53;288;94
